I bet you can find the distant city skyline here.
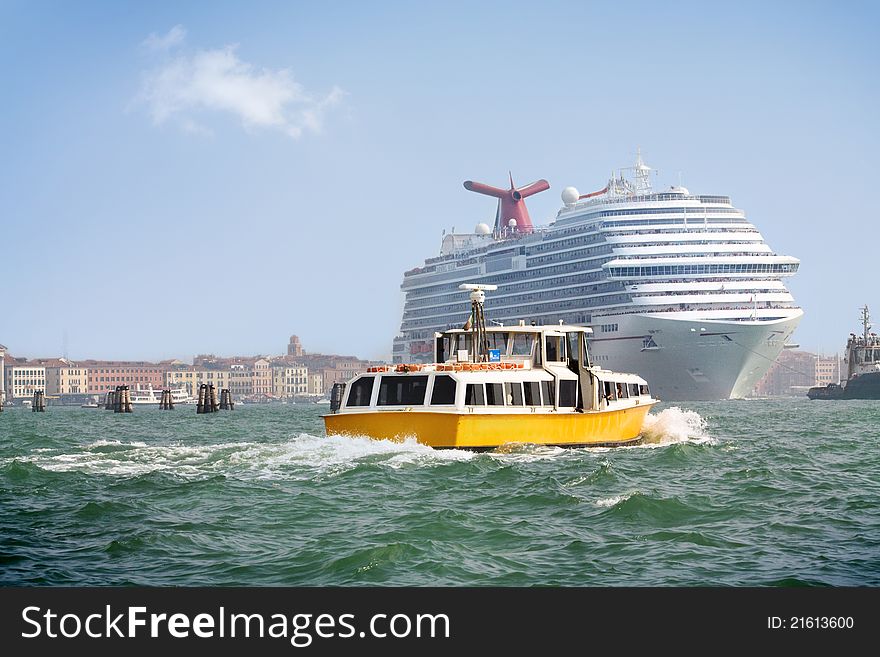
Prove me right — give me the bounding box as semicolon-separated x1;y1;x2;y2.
2;1;878;361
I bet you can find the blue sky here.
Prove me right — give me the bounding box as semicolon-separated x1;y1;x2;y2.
1;0;878;361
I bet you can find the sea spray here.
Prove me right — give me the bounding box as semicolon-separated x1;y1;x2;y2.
640;406;713;446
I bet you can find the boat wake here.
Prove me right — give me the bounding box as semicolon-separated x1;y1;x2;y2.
638;406;714;447
6;408;712;480
7;433;476;480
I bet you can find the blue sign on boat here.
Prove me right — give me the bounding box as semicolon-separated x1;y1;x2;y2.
488;349;501;362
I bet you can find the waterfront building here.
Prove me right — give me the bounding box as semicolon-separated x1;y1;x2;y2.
43;359;89;396
751;350;818;397
308;373;324;396
0;344;6;403
82;361;166;394
164;368;231;396
815;354;842;387
4;359;47;399
253;358;271;397
228;364;254;397
271;362;309;398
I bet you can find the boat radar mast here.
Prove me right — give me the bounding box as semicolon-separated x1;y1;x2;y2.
861;305;872;344
459;283;497;363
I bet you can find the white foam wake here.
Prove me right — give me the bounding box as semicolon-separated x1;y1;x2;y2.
8;433;475;480
639;406;714;447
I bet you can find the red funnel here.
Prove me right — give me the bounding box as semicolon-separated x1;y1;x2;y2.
463;173;549;234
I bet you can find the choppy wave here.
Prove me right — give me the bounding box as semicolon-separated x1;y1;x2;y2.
1;401;879;586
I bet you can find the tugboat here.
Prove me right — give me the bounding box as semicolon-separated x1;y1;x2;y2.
324;284;657;449
807;305;880;400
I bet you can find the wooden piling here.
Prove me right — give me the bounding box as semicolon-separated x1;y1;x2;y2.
32;390;45;412
219;388;234;410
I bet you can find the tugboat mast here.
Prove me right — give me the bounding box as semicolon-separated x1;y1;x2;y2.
861;305;871;344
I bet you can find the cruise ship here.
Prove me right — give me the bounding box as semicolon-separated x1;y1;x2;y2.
392;153;803;401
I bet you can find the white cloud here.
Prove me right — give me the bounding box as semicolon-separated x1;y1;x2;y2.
136;27;344;139
143;25;187;52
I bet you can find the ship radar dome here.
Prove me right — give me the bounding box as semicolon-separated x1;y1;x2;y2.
474;222;491;235
508;218;517;228
561;186;580;206
669;185;689;195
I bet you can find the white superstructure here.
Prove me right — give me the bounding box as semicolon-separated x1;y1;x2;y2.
393;153;803;400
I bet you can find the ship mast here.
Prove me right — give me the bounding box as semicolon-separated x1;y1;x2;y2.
861;305;871;344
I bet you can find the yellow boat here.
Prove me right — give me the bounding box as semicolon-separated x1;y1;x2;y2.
324;284;657;449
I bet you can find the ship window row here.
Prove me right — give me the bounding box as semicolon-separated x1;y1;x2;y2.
403;284;628;320
526;232;606;255
608;263;799;277
631;287;790;299
612;251;779;262
403;260;608;298
401;266;481;289
559;206;742;225
604;227;759;238
613;240;763;248
527;246;613;267
601;217;748;228
400;295;634;331
404;271;613;309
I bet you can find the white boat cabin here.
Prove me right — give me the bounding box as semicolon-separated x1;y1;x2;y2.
333;324;653;414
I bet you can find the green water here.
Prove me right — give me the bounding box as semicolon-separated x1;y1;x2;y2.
0;401;878;586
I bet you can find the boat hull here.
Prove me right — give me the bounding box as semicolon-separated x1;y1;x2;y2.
323;403;655;449
588;311;803;401
807;371;880;400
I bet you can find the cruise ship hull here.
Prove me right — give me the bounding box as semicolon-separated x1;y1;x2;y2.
588;311;803;401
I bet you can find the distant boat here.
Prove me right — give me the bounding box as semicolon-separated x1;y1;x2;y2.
128;384;197;406
316;398;331;405
808;306;880;400
81;400;99;408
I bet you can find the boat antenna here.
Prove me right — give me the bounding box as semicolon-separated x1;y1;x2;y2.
861;305;871;344
459;283;497;362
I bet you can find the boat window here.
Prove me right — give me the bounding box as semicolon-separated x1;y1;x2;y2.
511;333;533;356
541;380;555;406
486;332;509;353
545;336;565;362
436;336;452;363
566;332;580;372
431;375;457;405
559;380;577;407
616;382;628;398
465;383;485;405
628;383;640;397
581;331;592;368
486;383;505;406
346;376;374;407
377;375;428;406
505;382;524;406
639;384;650;395
603;380;616;401
523;381;541;406
456;334;473;356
